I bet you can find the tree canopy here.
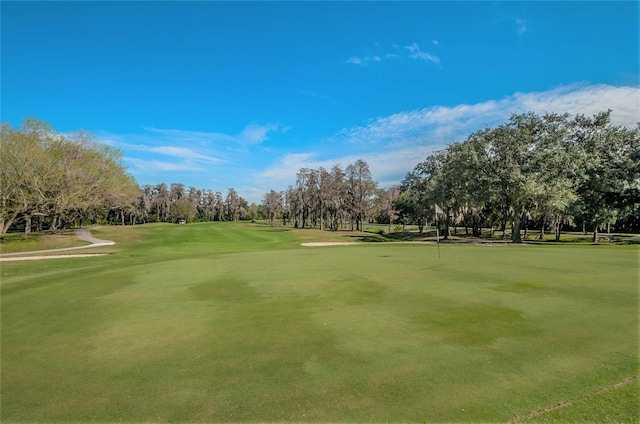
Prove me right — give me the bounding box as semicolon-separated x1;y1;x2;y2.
396;111;639;242
0;119;138;235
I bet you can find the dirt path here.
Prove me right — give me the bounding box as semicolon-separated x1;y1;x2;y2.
0;228;115;261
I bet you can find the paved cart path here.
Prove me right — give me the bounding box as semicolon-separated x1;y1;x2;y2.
0;228;115;261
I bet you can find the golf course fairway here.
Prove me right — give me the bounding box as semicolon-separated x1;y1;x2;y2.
1;222;638;423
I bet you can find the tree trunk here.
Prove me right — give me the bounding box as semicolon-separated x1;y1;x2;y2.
472;216;481;237
443;218;450;240
511;222;522;243
511;212;524;243
24;214;32;237
592;227;598;243
50;214;58;231
1;210;20;235
539;218;545;240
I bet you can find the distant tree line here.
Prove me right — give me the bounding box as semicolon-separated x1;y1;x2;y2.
133;184;254;224
3;111;638;243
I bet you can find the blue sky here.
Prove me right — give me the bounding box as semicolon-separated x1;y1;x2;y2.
3;1;638;203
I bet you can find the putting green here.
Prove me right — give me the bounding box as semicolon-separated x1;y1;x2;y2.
1;223;638;422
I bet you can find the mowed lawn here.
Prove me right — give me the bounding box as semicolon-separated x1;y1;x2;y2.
1;223;638;423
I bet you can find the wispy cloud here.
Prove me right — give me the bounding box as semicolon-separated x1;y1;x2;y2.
516;18;527;35
346;42;440;67
346;55;382;66
97;122;283;179
260;84;640;194
338;84;639;146
137;145;225;163
97;84;638;204
297;90;331;101
142;127;234;145
143;123;280;146
239;123;279;145
127;158;206;172
405;42;440;64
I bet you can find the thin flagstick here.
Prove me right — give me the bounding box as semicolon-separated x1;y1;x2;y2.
435;206;441;258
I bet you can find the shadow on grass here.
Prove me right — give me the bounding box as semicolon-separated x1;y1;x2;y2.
347;231;433;243
349;230;640;245
346;234;388;243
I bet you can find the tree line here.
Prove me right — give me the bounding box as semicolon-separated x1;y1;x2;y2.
2;111;638;242
134;184;254;224
262;159;377;231
261;111;639;243
395;111;639;242
0;119;265;234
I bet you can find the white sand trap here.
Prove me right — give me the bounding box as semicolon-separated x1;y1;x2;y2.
0;254;108;262
301;242;360;247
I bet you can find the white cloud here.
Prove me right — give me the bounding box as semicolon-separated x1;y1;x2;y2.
346;55;379;67
512;84;639;126
405;42;440;64
97;122;282;182
516;18;527;35
260;153;320;183
143;127;234;145
239;123;279;145
260;84;640;194
259;145;440;194
100;123;280;155
338;84;639;147
144;123;280;147
98;84;638;204
139;146;225;163
127;158;205;172
347;42;440;67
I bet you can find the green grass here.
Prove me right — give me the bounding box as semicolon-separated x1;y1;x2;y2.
1;222;638;422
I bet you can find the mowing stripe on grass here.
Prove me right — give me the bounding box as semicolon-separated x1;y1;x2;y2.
509;375;639;423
